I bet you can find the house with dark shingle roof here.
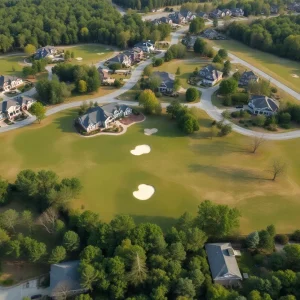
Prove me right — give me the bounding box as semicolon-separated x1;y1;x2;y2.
231;8;244;17
0;96;35;120
239;70;259;87
205;243;242;286
34;46;57;60
152;71;175;93
0;75;23;92
248;95;279;116
50;261;87;298
76;103;132;132
199;65;223;86
106;53;132;67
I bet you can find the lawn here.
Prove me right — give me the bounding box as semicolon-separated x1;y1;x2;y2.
1;108;300;234
207;39;300;94
58;44;116;65
0;53;26;77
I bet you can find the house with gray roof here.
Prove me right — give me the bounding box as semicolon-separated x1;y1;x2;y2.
0;96;35;121
50;261;87;299
76;103;132;133
199;65;223;86
152;71;175;93
134;41;155;53
34;46;57;60
248;95;279;116
106;53;132;67
0;75;23;92
239;70;259;87
205;243;242;286
231;8;244;17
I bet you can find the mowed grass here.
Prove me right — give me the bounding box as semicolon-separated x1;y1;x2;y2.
207;39;300;94
1;109;300;234
0;54;26;77
59;44;116;65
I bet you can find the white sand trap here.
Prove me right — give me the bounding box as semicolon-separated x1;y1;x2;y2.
105;48;110;50
76;57;83;61
291;74;299;78
97;52;104;55
130;145;151;156
133;184;155;200
144;128;158;136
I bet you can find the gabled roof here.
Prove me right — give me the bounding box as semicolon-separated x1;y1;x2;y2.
240;70;258;81
152;71;175;89
205;243;242;282
0;96;34;113
107;54;129;64
50;261;82;295
250;95;279;112
0;75;19;87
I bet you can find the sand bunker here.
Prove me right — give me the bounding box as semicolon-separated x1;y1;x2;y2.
130;145;151;156
291;74;299;78
133;184;155;200
76;57;83;61
97;52;104;55
144;128;158;136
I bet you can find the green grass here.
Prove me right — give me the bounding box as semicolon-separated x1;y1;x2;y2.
0;54;26;77
59;44;115;65
2;108;300;234
207;39;300;94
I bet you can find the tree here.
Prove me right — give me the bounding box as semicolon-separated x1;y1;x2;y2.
63;230;80;252
49;246;67;264
0;177;8;205
269;158;287;181
138;89;160;115
186;88;199;103
127;253;148;286
219;78;238;95
195;200;240;238
213;18;218;27
0;209;19;232
175;278;196;299
166;100;182;119
180;228;207;252
0;228;10;245
176;67;181;75
223;60;231;76
75;295;93;300
21;210;34;233
22;237;47;262
193;38;207;55
213;54;223;63
143;65;153;77
149;75;162;92
258;230;274;253
267;224;276;238
110;63;122;73
38;207;58;234
218;49;228;59
24;44;36;55
246;231;260;249
251;135;266;154
189;18;205;34
117;30;131;49
283;244;300;270
29;102;46;123
169;242;186;261
78;80;87;93
178;113;199;134
79;262;98;290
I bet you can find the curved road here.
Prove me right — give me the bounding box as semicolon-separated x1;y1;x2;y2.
1;26;300;140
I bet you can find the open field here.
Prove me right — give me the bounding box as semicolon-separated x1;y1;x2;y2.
207;39;300;94
0;54;26;77
58;44;116;65
1;108;300;233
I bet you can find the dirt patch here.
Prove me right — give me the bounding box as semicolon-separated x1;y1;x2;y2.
291;74;299;78
119;113;145;125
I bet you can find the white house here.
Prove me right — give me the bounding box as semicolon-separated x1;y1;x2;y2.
0;96;36;120
199;65;223;86
0;75;23;92
77;103;132;133
106;54;132;67
248;95;279;116
134;41;155;53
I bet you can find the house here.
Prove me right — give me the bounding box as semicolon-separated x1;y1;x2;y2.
203;29;219;39
0;75;23;92
205;243;243;287
123;47;144;64
0;96;35;120
76;103;132;132
199;65;223;86
270;5;279;14
287;3;300;12
50;261;87;299
160;17;173;24
181;10;197;22
209;9;225;19
231;8;244;17
134;41;155;53
239;71;259;87
182;36;198;49
34;45;57;60
222;9;232;16
169;12;186;24
198;11;209;19
98;67;115;85
152;71;175;93
248;95;279;116
106;54;132;68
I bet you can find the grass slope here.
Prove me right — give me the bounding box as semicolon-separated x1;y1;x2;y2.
1;109;300;234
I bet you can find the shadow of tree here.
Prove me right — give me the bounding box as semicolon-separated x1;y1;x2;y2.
53;110;78;133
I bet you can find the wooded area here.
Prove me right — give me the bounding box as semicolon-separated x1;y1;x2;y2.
227;15;300;61
0;0;168;53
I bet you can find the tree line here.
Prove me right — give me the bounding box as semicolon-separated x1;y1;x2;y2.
0;0;170;53
226;15;300;61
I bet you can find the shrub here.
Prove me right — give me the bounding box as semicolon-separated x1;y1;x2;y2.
253;114;266;127
280;123;291;129
278;112;291;125
275;234;289;245
222;110;231;119
231;111;239;118
153;58;163;67
239;119;245;124
271;87;278;93
155;92;162;98
186;88;200;102
223;95;232;106
231;93;249;105
220;124;232;136
266;124;278;131
114;79;122;88
292;230;300;241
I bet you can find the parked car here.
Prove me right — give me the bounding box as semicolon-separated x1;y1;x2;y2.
236;105;244;109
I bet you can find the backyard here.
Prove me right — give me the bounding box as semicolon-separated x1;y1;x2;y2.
1;108;300;234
